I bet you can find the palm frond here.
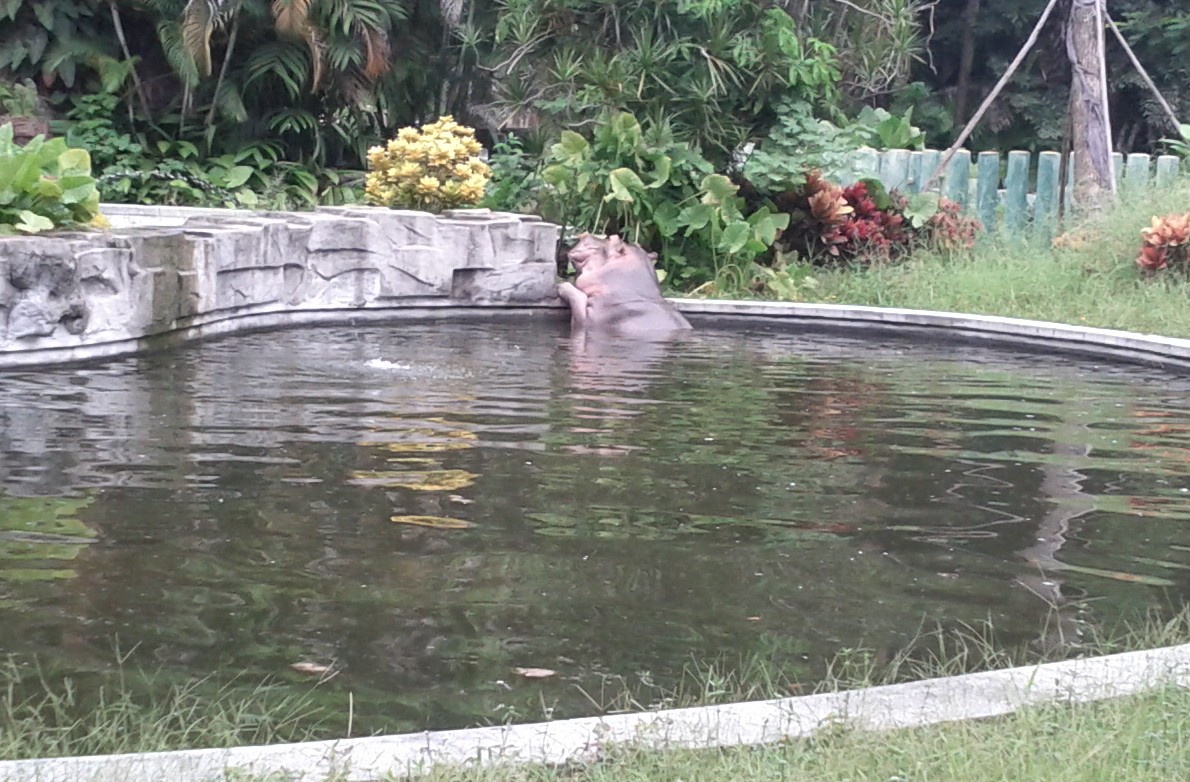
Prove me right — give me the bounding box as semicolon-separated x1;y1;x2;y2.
361;25;390;80
157;20;202;88
181;0;215;77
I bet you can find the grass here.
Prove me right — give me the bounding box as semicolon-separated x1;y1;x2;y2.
2;610;1188;781
417;686;1190;782
703;177;1190;338
413;611;1190;782
0;657;336;761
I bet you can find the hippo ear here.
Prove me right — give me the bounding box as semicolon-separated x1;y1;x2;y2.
607;234;623;250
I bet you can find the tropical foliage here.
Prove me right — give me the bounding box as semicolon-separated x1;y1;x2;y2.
1137;212;1190;276
537;111;787;285
763;173;980;266
0;122;101;234
473;0;841;164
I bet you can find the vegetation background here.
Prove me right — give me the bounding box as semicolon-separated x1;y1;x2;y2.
2;0;1189;283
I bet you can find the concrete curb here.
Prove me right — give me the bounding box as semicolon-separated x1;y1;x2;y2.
2;643;1188;781
672;299;1190;369
7;297;1190;371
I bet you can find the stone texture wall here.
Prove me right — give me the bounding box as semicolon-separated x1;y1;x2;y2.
0;205;560;366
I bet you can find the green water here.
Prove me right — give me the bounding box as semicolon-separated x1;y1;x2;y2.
1;321;1188;734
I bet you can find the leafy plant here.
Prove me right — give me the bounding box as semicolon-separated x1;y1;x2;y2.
850;106;926;150
0;122;100;234
481;136;543;214
538;111;787;285
0;79;42;117
672;174;789;279
476;1;841;165
64;91;145;176
1161;124;1190;164
691;254;820;301
365;116;489;213
0;0;119;89
540;112;710;244
1137;212;1190;276
741;100;864;193
768;172;979;265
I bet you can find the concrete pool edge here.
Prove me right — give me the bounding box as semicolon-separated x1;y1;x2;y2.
1;643;1187;782
4;296;1190;370
673;299;1190;370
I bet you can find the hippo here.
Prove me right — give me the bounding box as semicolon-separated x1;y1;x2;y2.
556;234;692;336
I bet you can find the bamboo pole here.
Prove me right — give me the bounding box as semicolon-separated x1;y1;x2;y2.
922;0;1064;192
1105;14;1183;132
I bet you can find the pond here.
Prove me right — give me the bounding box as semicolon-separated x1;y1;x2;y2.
1;320;1188;736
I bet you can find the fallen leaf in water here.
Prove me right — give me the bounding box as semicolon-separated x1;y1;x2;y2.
448;495;475;505
349;469;477;491
291;661;332;676
747;616;761;622
390;515;473;530
513;667;557;679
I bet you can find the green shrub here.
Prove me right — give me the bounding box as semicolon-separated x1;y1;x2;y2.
0;123;101;235
539;111;786;285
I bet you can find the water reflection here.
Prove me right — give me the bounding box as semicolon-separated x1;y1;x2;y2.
0;322;1188;733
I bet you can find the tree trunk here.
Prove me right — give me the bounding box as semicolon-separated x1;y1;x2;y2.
1067;0;1114;211
953;0;981;126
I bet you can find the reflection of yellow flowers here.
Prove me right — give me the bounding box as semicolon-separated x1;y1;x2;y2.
365;115;490;213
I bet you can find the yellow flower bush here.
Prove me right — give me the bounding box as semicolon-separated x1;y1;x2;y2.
365;116;490;212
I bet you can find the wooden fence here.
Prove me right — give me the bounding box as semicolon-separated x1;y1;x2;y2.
848;148;1184;240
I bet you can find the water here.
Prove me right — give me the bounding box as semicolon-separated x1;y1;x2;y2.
2;320;1189;734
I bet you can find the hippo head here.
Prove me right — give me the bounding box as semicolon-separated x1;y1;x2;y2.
567;233;625;273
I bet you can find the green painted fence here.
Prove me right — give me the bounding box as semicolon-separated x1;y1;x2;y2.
849;148;1184;240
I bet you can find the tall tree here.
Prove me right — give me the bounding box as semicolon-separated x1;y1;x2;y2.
1067;0;1115;209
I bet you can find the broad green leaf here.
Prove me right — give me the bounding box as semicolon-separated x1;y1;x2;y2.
221;165;255;189
748;209;790;246
554;131;589;160
903;192;940;229
652;201;681;238
541;164;572;187
858;177;891;210
699;174;737;205
57;148;91;175
35;176;63;199
15;210;54;233
676;203;714;233
645;155;672;188
59;181;97;206
719;221;752;255
604;167;645;203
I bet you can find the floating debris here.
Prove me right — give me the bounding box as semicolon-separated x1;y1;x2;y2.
349;469;477;491
390;515;473;530
512;667;557;679
290;661;336;679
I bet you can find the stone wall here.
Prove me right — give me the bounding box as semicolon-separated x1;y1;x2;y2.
0;205;561;367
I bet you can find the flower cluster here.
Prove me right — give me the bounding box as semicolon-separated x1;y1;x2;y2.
365;116;490;212
1137;212;1190;276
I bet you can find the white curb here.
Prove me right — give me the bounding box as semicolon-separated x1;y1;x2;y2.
2;643;1188;782
671;299;1190;368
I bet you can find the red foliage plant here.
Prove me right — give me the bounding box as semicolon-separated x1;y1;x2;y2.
1137;212;1190;276
770;171;979;265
